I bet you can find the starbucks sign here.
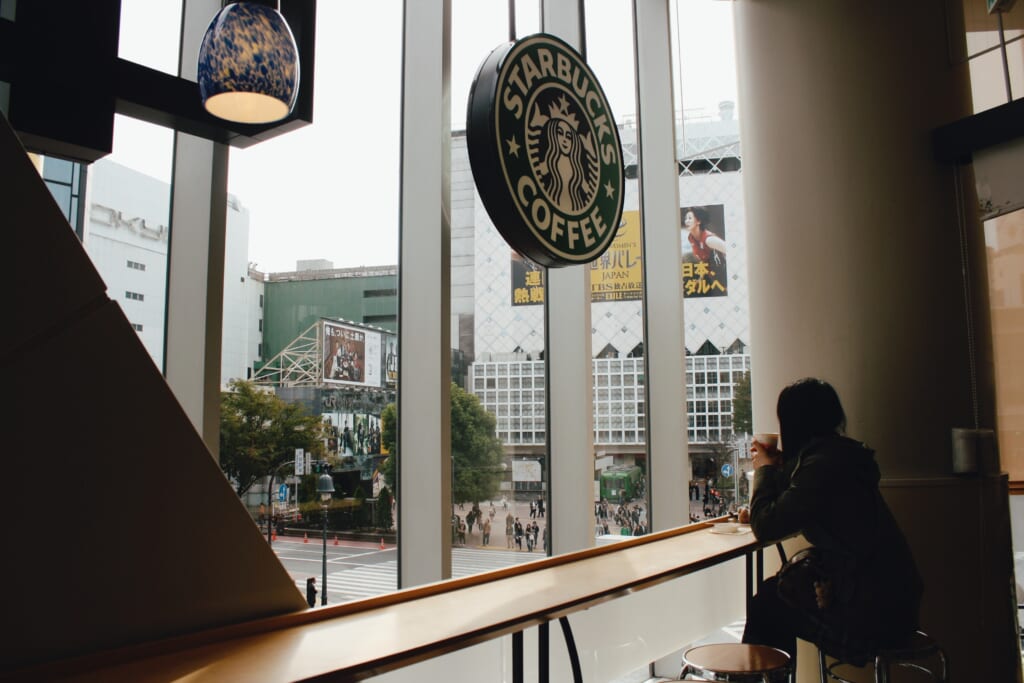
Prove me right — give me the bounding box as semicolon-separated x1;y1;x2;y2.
467;33;624;268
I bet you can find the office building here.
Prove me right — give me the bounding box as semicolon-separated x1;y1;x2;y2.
3;1;1022;681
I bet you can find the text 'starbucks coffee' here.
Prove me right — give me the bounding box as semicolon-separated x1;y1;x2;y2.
467;33;624;268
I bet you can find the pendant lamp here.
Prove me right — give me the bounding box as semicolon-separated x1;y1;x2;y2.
197;2;300;124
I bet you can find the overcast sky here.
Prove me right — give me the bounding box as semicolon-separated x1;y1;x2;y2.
111;1;738;274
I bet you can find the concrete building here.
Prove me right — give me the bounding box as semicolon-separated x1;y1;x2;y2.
4;1;1022;681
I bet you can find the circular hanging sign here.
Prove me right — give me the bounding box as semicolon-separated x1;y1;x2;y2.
467;33;624;268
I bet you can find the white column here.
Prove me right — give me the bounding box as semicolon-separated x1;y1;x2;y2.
735;2;1015;680
398;0;452;586
166;0;230;453
634;0;688;532
541;0;595;555
734;0;991;476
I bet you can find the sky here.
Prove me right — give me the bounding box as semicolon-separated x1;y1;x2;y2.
111;1;738;274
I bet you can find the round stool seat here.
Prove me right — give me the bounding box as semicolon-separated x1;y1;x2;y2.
819;629;948;682
681;643;792;682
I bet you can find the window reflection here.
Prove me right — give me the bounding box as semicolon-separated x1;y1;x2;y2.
984;209;1024;481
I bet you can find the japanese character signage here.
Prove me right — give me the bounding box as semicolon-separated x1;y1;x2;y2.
322;320;385;388
681;204;728;298
510;207;730;304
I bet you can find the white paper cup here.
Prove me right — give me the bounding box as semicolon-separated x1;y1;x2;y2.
753;432;779;449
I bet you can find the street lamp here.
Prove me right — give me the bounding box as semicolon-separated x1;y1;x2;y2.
316;466;335;606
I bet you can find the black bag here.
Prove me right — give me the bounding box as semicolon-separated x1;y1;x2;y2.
776;545;879;666
776;547;833;614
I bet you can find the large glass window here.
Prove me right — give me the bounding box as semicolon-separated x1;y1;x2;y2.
224;2;402;605
585;0;648;542
118;0;183;75
670;0;751;517
984;208;1024;482
452;0;547;572
959;0;1022;113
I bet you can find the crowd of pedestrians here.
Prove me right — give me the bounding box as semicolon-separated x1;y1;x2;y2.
447;484;745;549
450;497;550;552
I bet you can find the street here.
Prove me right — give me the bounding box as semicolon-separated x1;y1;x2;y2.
271;494;721;606
272;535;542;604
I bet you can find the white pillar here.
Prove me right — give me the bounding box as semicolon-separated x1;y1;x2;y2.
166;0;230;453
541;0;595;555
398;0;453;585
634;0;688;532
735;2;1016;680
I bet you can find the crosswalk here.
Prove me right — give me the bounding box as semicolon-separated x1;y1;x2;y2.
295;547;544;604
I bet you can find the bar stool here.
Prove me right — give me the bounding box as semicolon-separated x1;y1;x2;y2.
678;643;793;682
818;630;949;682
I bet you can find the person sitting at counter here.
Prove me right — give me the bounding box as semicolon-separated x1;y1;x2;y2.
742;378;922;669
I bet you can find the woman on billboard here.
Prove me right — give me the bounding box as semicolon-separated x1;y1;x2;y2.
682;205;726;266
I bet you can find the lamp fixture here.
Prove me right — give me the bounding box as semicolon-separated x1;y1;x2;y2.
197;2;300;124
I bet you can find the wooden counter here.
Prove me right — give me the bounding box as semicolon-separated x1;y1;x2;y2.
10;521;761;682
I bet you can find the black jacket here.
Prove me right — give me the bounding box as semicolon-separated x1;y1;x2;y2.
751;435;922;654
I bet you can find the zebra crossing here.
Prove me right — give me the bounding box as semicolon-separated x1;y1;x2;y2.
295;547;543;604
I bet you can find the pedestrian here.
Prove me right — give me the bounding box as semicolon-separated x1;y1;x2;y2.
505;512;514;548
305;577;317;608
482;517;491;545
514;518;524;550
529;501;536;519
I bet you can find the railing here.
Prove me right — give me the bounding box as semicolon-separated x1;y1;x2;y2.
10;518;768;682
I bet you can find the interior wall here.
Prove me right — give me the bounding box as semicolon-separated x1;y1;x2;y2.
3;112;306;673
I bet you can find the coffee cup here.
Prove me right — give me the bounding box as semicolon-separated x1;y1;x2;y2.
753;432;779;450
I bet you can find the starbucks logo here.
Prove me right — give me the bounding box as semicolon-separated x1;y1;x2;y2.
467;33;624;268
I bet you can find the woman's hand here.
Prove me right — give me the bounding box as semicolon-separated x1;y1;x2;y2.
750;439;782;469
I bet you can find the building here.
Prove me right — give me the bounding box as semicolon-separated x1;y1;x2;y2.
4;1;1022;681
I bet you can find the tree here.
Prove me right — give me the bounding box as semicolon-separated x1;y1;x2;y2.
731;370;752;436
377;383;504;506
376;486;394;531
380;402;397;492
219;379;328;497
450;382;504;506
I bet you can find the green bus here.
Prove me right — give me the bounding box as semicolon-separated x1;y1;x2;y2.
599;466;642;503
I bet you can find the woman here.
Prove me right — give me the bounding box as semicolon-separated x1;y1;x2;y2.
541;117;588;213
682;206;726;265
742;378;922;667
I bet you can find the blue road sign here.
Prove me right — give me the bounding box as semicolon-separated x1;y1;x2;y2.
721;463;733;478
278;483;288;502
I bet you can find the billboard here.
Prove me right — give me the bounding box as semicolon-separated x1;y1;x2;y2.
511;205;729;303
323;320;388;388
680;204;728;298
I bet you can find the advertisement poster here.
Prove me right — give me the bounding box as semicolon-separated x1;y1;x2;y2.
590;210;642;302
510;205;729;303
384;336;398;388
680;204;728;298
323;320;384;387
511;211;643;305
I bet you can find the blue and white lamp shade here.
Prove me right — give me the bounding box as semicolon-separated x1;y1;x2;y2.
198;3;300;124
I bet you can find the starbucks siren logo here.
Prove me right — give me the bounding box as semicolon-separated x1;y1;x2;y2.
467;33;624;267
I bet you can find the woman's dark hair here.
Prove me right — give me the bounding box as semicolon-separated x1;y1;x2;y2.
686;206;711;228
776;378;846;456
